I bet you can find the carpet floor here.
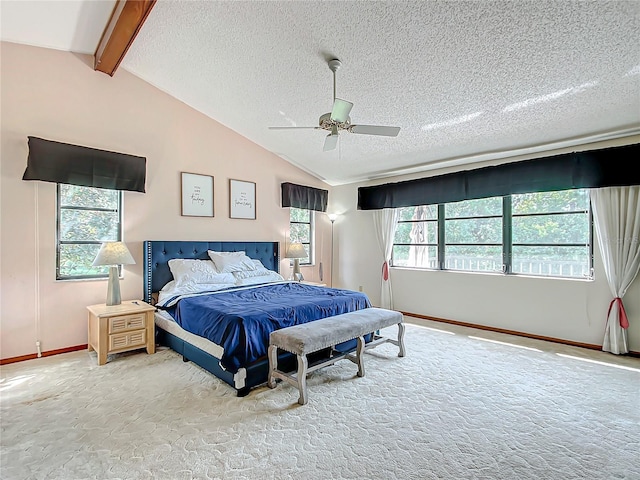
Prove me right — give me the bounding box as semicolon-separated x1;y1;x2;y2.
1;321;639;480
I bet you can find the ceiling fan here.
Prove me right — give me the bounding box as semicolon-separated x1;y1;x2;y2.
269;59;401;152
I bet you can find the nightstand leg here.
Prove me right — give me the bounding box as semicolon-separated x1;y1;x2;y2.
87;312;94;352
146;312;155;354
98;316;108;365
98;350;108;366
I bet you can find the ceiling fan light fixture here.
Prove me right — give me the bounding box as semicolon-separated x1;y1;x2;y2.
330;98;353;123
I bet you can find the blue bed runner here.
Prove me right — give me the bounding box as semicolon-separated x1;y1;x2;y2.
162;282;371;372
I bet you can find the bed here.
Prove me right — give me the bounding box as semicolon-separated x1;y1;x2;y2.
143;240;372;396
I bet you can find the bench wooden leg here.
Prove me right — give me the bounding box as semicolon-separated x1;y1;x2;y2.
297;354;308;405
356;336;365;377
398;322;406;357
267;344;278;389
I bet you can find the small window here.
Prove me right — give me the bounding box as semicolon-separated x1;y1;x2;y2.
289;207;314;264
57;184;123;280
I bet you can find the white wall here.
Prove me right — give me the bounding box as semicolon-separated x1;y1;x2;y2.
0;42;332;360
330;140;640;352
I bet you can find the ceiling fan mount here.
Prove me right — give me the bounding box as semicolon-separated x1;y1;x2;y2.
318;112;351;132
327;58;342;73
269;58;400;151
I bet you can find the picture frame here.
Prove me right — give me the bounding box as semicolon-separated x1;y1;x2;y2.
181;172;214;217
229;179;256;219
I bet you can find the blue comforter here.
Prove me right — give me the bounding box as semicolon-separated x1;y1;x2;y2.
162;282;371;372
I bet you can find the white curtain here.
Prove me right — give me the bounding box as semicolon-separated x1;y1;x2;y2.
590;186;640;354
373;208;399;309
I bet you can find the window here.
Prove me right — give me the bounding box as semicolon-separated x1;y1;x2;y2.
57;184;123;280
392;189;592;279
511;190;591;277
289;207;313;264
445;197;503;273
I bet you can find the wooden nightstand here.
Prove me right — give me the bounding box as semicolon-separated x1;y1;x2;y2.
87;300;156;365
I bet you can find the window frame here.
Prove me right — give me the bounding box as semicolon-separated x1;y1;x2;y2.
56;184;124;280
392;190;593;280
289;207;314;265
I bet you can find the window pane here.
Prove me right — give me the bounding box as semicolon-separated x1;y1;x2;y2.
290;207;310;222
392;245;438;268
446;197;502;218
59;210;120;241
445;245;502;272
59;244;109;278
513;212;589;244
59;184;118;209
445;217;502;244
512;246;590;278
513;189;589;214
394;220;437;245
290;223;310;243
398;205;437;221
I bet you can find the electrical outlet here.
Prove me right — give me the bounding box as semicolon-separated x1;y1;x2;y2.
358;285;363;292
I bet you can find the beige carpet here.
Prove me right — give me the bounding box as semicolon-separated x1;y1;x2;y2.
1;322;639;480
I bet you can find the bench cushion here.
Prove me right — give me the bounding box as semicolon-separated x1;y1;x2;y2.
269;307;403;355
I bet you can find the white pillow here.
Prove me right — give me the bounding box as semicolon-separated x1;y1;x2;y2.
208;251;257;273
252;259;266;270
208;250;246;257
234;271;285;286
168;259;235;286
157;280;236;306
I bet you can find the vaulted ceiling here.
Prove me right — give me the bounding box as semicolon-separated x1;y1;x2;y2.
2;0;639;185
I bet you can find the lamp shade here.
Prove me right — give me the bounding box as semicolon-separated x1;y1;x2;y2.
285;242;307;259
92;241;135;266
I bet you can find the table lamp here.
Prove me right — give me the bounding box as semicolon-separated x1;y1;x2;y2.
285;242;307;281
92;241;135;306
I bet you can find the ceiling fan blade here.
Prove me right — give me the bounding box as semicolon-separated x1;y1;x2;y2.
268;126;319;130
351;125;400;137
323;133;339;152
330;98;353;123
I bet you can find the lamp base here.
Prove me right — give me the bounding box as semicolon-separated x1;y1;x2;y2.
292;259;304;282
106;266;122;306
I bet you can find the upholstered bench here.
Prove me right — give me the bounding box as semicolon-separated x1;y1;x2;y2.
267;307;405;405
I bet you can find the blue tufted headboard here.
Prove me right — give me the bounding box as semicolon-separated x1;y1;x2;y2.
143;241;280;304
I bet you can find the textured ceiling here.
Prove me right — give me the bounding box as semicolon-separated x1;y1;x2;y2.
3;1;639;186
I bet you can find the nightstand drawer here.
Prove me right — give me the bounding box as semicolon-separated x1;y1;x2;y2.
109;313;146;333
109;330;146;351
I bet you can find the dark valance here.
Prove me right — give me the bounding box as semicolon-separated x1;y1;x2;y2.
281;182;328;212
358;143;640;210
22;137;146;193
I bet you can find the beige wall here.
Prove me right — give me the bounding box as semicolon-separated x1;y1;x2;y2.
0;42;332;360
332;138;640;352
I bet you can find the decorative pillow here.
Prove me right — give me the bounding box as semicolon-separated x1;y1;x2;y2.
168;259;235;286
208;251;257;273
232;267;273;280
234;271;285;286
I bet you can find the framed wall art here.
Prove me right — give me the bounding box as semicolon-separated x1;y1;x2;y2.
181;172;214;217
229;179;256;219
